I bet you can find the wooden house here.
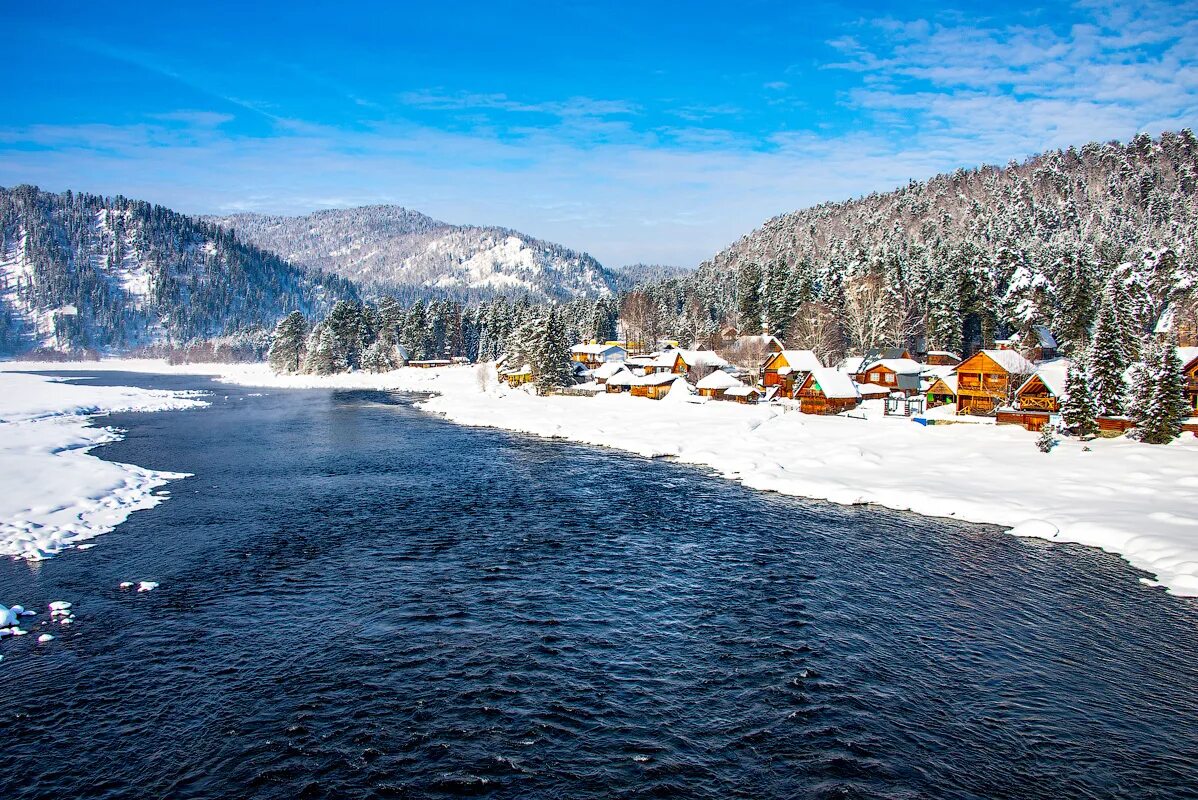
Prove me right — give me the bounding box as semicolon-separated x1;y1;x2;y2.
925;350;961;366
570;343;627;369
1180;347;1198;418
643;351;686;375
676;348;731;380
631;372;685;400
722;385;762;404
695;369;743;399
997;326;1058;362
591;362;632;385
605;369;635;393
1015;360;1070;414
409;359;453;368
796;368;861;414
954;350;1036;415
924;374;958;408
857;358;923;396
761;349;822;395
501;363;533;387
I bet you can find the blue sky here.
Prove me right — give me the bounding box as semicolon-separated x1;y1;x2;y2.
3;1;1196;267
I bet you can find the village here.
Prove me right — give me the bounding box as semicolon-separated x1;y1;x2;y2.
496;327;1198;438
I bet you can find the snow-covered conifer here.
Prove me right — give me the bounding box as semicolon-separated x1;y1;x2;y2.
267;311;307;374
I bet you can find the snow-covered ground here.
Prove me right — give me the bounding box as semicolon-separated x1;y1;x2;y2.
5;359;1198;599
0;369;207;560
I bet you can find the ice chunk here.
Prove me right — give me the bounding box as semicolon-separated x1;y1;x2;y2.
119;582;134;589
137;581;159;592
37;634;54;643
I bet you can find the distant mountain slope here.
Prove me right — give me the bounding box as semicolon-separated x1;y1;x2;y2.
0;185;356;353
649;130;1198;355
210;206;618;302
610;263;695;292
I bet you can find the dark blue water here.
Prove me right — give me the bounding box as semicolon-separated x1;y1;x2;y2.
2;372;1197;800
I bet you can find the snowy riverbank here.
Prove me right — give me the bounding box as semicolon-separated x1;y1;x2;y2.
0;369;207;560
5;359;1198;599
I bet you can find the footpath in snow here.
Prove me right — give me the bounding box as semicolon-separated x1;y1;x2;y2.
0;369;207;560
6;359;1198;600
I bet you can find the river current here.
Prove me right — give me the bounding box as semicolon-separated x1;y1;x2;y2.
2;372;1196;799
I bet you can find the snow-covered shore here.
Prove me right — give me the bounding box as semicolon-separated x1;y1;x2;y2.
0;369;207;560
6;359;1198;599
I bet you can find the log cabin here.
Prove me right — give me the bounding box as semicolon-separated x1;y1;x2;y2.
695;369;743;398
501;364;533;387
569;343;627;369
630;372;685;400
761;349;822;396
796;368;861;414
643;351;687;375
954;350;1036;415
1180;347;1198;418
1015;360;1070;414
605;369;635;393
997;326;1058;362
591;361;632;385
857;358;924;396
924;374;958;408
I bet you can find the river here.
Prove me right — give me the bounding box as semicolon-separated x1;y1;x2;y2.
2;371;1197;799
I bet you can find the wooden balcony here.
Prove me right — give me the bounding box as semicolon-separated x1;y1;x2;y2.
1019;395;1058;412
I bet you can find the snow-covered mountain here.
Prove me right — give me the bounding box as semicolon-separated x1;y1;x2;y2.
0;185;356;353
210;206;618;302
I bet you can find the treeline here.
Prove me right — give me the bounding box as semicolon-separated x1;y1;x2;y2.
0;185;356;354
620;131;1198;363
268;295;618;388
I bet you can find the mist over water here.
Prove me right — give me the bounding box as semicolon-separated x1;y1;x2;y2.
2;372;1197;799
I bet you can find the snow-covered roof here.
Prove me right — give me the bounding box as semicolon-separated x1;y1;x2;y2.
570;343;625;356
696;370;743;390
1016;358;1071;398
1034;325;1058;349
591;361;630;380
839;356;867;374
677;349;730;369
605;370;636;386
927;350;961;359
724;385;762;397
1178;346;1198;369
770;349;822;372
974;349;1036;374
501;362;532;376
650;351;682;368
855;382;891;397
805;368;860;399
927;373;958;393
863;358;923;375
640;371;685;386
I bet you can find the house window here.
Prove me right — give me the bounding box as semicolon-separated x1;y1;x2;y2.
871;372;881;382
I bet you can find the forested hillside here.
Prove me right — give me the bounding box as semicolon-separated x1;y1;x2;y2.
211;206;618;303
0;186;356;353
624;131;1198;359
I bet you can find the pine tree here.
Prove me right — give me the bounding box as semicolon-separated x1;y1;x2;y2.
301;322;345;375
1059;353;1097;437
1088;289;1129;417
736;262;763;333
360;335;398;373
267;311;307;373
532;309;573;393
1129;339;1189;444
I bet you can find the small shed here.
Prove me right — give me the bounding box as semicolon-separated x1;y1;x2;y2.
925;374;958;408
605;369;635;393
501;363;533;387
926;350;961;366
723;385;763;404
631;372;684;400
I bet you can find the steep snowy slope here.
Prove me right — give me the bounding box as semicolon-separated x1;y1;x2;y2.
211;205;618;302
0;185;356;353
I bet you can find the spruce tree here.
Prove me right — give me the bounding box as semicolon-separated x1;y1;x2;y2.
1088;289;1129;417
267;311;307;373
532;309;573;394
302;323;345;375
736;262;764;333
1059;353;1097;437
1129;340;1189;444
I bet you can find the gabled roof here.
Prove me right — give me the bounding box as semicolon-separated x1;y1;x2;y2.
839;356;867;374
677;349;730;369
1178;346;1198;370
863;358;923;375
967;349;1036;374
591;361;631;380
1017;358;1071;398
1034;325;1058;349
927;374;958;393
605;369;636;386
650;351;683;368
926;350;961;360
855;382;891;397
804;368;860;399
696;370;743;390
724;385;762;397
767;349;822;372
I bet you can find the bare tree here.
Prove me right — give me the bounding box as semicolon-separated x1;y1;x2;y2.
842;274;893;355
620;291;661;353
791;301;845;366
